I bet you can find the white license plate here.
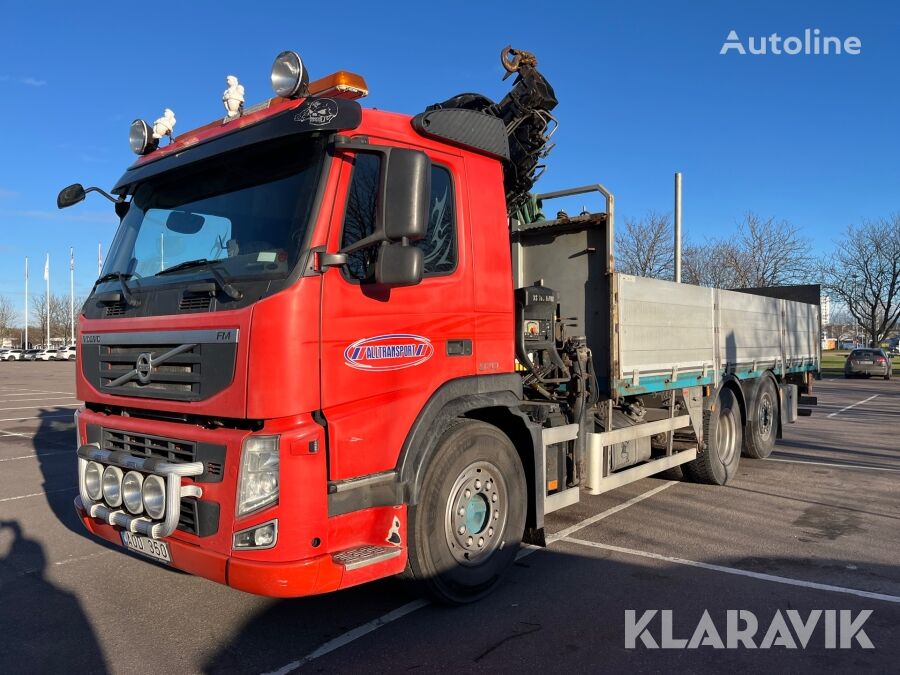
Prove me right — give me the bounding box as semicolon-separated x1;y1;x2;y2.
121;531;171;563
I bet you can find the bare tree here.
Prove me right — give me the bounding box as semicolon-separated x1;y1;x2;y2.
820;216;900;346
679;212;811;289
731;213;813;288
30;293;75;346
0;295;16;342
615;211;674;279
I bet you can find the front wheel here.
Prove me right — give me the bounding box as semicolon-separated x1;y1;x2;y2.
405;420;526;604
683;388;742;485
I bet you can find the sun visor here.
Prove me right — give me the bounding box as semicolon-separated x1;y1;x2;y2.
112;98;362;194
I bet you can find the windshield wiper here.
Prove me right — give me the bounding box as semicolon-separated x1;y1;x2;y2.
95;272;140;307
155;258;243;300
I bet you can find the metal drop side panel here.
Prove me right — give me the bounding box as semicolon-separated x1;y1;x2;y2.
614;274;820;397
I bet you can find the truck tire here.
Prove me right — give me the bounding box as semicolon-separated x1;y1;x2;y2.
742;377;777;459
683;388;742;485
405;419;526;604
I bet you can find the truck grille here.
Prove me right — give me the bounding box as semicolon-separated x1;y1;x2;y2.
179;296;212;312
103;428;197;463
81;330;238;403
104;302;128;317
101;428;224;480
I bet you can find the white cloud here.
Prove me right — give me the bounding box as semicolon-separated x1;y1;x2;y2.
22;77;47;87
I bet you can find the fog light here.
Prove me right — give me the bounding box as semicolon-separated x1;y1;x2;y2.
142;474;166;520
233;520;278;550
122;471;144;514
101;465;124;507
84;461;103;501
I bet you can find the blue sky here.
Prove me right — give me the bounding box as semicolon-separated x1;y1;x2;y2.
0;1;897;317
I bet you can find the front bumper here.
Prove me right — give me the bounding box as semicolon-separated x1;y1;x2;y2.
75;496;345;597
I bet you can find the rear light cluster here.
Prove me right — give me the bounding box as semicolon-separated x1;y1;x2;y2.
84;461;167;519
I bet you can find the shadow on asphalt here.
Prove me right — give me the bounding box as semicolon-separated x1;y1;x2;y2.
0;519;109;673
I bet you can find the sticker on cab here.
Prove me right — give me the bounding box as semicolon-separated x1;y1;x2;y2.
343;334;434;371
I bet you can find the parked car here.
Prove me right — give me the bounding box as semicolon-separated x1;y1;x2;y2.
22;349;41;361
32;348;55;361
845;348;892;380
1;349;24;361
55;345;77;361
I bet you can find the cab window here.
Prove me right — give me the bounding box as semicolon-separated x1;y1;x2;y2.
341;156;458;281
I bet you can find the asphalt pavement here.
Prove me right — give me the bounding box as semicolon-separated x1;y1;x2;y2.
0;363;897;673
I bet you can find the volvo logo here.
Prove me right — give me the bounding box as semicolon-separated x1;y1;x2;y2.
135;353;153;384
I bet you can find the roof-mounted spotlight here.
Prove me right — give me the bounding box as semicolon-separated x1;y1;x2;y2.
129;119;158;155
271;50;309;99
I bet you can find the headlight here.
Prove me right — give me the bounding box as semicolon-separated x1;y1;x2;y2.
271;50;309;99
101;465;124;507
122;471;144;514
129;119;157;155
142;474;166;520
237;436;280;516
84;461;103;501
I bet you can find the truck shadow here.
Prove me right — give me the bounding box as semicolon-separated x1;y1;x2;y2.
0;519;110;673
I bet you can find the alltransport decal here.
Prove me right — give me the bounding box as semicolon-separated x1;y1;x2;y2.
344;334;434;371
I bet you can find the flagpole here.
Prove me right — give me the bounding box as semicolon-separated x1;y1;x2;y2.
98;242;102;277
70;248;75;344
44;254;50;349
24;258;28;349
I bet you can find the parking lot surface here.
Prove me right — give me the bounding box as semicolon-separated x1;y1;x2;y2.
0;364;897;673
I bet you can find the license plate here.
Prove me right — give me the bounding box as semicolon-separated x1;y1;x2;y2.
121;531;171;563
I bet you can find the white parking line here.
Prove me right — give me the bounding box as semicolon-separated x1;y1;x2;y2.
0;450;71;463
562;536;900;604
0;397;79;404
0;487;76;503
0;413;74;423
0;404;81;412
0;390;76;396
263;481;678;675
827;394;879;418
767;457;900;473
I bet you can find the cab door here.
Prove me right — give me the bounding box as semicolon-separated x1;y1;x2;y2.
319;143;475;481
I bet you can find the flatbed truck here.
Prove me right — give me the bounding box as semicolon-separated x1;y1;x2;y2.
60;47;819;603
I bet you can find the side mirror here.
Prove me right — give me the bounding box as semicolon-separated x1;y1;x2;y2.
382;149;430;242
375;242;423;287
165;211;205;234
57;184;86;209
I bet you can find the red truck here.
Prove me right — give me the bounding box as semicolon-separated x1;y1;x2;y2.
60;48;819;604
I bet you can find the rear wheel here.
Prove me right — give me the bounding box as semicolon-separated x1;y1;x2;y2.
683;388;742;485
742;378;777;459
405;419;526;604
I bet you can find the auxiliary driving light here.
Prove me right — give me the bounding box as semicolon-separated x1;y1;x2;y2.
101;465;124;507
142;474;166;520
84;461;103;501
129;119;157;155
271;51;309;99
122;471;144;515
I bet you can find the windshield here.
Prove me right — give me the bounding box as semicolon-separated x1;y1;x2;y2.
101;134;327;286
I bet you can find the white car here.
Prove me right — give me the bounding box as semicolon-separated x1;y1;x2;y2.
55;345;77;361
1;349;24;361
32;349;55;361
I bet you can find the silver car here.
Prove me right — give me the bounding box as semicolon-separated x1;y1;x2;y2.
844;348;892;380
